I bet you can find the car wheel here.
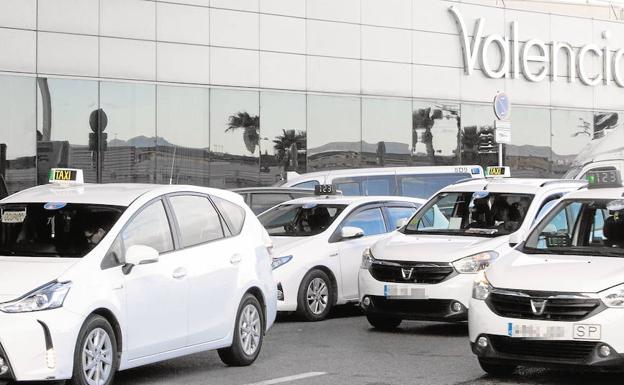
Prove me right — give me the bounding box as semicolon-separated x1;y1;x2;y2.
478;358;516;377
297;269;333;321
366;314;402;331
69;315;118;385
218;294;265;367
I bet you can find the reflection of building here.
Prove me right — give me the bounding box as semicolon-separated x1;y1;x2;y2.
2;2;624;193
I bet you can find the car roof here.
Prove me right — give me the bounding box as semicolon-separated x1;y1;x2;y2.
280;195;425;206
561;186;624;200
2;183;244;207
441;178;587;194
231;187;315;194
288;165;483;180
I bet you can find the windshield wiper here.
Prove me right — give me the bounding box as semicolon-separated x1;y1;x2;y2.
0;249;16;256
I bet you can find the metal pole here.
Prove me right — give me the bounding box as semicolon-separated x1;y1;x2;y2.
498;143;503;166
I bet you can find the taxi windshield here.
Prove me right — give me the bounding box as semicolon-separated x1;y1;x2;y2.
0;203;124;258
259;203;346;237
403;191;534;237
523;199;624;257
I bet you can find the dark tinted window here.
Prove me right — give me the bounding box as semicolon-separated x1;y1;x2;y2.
259;203;346;236
123;201;173;254
170;195;224;247
0;203;123;258
398;173;470;198
250;193;292;215
212;196;246;235
342;208;387;236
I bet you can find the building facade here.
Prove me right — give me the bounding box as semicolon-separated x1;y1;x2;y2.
1;0;624;194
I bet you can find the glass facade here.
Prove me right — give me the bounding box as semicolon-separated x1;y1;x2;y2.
2;74;614;192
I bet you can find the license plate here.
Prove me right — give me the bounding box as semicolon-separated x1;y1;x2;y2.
573;324;601;340
384;285;426;299
507;323;565;339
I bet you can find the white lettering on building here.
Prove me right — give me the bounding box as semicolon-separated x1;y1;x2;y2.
448;5;624;87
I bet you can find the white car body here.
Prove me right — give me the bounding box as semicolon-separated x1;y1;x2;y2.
0;182;276;382
469;185;624;371
260;196;424;319
280;165;484;199
358;178;586;323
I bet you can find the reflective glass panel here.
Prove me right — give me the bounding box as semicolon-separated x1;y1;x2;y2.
412;101;461;166
362;98;411;167
551;109;594;177
504;107;551;177
460;104;498;168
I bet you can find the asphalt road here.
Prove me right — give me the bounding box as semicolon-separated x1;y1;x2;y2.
14;306;624;385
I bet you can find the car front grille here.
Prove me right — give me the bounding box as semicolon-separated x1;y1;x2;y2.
489;336;599;360
486;290;603;321
369;261;456;284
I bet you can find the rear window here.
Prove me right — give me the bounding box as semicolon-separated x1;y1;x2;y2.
250;193;293;215
212;196;246;235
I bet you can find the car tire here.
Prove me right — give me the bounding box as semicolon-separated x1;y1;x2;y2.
297;269;333;322
69;315;118;385
366;314;402;331
478;358;516;377
218;294;265;367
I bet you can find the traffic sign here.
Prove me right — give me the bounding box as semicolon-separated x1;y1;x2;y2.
495;120;511;144
493;92;510;120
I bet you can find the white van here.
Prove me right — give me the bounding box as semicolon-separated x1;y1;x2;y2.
279;166;484;200
564;126;624;180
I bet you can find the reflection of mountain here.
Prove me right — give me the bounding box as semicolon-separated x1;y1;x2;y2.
109;136;174;148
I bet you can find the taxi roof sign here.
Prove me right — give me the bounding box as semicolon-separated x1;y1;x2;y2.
586;169;622;189
48;168;84;184
314;184;337;196
485;166;511;178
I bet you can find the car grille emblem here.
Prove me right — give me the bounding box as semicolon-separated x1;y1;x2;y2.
530;299;548;315
401;268;414;280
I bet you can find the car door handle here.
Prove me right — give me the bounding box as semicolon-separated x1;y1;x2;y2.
230;254;242;264
329;252;338;257
172;267;187;280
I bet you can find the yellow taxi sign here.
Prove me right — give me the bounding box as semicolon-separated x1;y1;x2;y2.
485;166;511;178
48;168;84;184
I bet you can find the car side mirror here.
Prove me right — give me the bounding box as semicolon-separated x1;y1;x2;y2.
508;232;524;247
340;226;364;241
395;217;409;229
123;245;159;274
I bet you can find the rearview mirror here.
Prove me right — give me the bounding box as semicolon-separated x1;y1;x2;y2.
123;245;159;274
340;226;364;240
508;232;524;247
395;217;409;229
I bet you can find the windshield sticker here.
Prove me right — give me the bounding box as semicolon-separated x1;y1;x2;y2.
2;210;27;223
448;217;462;230
44;202;67;210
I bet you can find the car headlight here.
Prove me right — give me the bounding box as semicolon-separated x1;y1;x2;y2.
272;255;293;270
0;281;72;313
361;248;375;269
472;273;492;300
452;251;499;274
601;283;624;308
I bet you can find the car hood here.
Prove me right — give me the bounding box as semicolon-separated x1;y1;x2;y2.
487;250;624;293
271;236;317;257
371;232;509;263
0;257;78;303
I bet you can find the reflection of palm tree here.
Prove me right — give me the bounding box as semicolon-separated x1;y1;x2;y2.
273;129;306;171
225;112;260;154
413;108;441;163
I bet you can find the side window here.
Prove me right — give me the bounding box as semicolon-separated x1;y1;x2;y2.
212;195;246;236
102;235;124;269
534;194;563;224
386;206;417;229
590;209;607;244
343;208;386;236
334;177;362;196
250;193;292;215
123;200;174;255
293;180;319;189
169;195;224;247
398;173;469;199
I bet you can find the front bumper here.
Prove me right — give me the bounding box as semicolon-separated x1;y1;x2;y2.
358;268;474;322
0;308;84;381
469;299;624;369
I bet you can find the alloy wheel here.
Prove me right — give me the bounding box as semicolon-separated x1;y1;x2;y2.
306;277;329;315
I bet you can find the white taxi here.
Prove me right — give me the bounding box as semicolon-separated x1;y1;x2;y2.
0;169;276;384
358;167;586;330
258;187;424;321
470;169;624;375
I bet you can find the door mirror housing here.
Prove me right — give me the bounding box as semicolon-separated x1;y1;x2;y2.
395;217;409;229
508;231;525;247
123;245;159;274
340;226;364;241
